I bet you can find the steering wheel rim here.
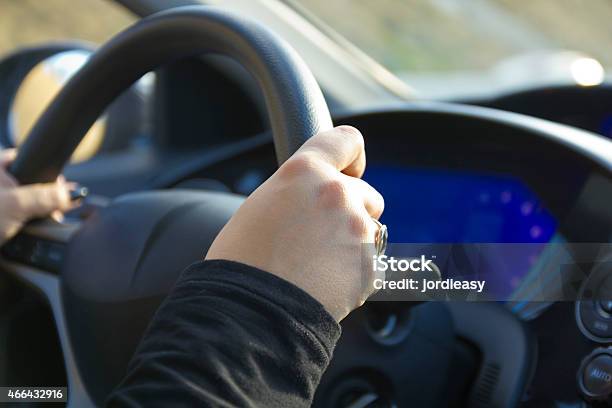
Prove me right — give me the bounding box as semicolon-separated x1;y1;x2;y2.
8;5;333;184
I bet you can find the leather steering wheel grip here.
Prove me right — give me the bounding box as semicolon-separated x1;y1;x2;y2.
9;5;333;184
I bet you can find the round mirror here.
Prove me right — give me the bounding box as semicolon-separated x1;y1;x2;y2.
8;49;106;163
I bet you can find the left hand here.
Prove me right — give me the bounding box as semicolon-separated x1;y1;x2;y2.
0;149;73;245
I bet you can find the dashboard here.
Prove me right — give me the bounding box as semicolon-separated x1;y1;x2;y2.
476;84;612;140
322;105;611;406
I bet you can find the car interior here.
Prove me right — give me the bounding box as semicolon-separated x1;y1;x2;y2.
0;0;611;407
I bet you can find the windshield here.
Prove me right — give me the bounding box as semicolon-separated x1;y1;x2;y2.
293;0;612;99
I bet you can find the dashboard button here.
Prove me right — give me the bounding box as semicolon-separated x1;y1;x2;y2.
577;267;612;343
584;355;612;396
579;348;612;403
579;301;612;339
601;300;612;315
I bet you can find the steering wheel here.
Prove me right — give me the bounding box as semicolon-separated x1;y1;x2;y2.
7;6;332;405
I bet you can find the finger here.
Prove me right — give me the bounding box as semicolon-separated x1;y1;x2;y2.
298;126;366;178
0;149;16;167
345;175;385;219
10;181;72;220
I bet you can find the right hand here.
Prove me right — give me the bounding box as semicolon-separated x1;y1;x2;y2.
206;126;385;321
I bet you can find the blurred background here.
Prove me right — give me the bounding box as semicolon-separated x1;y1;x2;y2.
0;0;133;51
1;0;611;98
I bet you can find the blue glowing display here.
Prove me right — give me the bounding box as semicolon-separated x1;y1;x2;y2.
364;166;556;244
363;166;558;298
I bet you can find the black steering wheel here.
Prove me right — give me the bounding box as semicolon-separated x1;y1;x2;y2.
7;6;332;405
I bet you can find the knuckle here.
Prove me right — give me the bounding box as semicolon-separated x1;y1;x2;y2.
347;211;369;237
279;152;321;179
317;178;349;209
30;187;47;207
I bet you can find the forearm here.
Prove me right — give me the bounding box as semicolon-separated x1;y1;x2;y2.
106;260;340;407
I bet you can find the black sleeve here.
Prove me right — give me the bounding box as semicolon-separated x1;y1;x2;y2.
106;259;341;408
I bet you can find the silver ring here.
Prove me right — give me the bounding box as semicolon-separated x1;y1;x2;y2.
372;218;388;256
